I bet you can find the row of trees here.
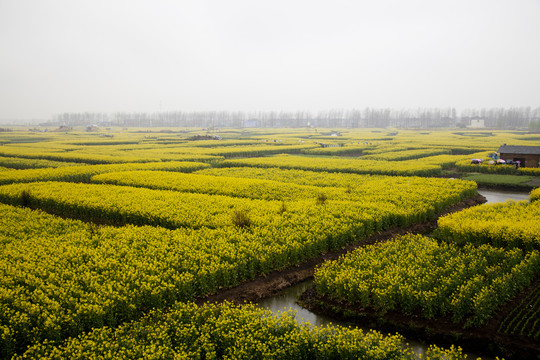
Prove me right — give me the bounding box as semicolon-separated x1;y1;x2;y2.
48;107;540;129
528;119;540;132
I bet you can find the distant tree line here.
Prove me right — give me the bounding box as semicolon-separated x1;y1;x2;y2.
529;119;540;132
47;107;540;129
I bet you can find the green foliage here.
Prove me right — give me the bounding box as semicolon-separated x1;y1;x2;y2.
19;189;31;207
279;200;287;215
461;173;533;187
316;192;328;205
456;159;540;176
498;282;540;341
231;209;252;228
528;119;540;132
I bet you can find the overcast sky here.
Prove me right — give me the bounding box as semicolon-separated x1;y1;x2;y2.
1;0;539;120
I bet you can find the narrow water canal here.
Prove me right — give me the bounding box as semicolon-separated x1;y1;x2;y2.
256;280;438;357
478;189;529;203
255;189;529;358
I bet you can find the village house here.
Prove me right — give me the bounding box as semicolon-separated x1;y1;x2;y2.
497;144;540;168
467;119;485;128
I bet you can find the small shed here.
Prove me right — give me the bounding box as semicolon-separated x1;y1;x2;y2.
467;119;485;128
497;145;540;168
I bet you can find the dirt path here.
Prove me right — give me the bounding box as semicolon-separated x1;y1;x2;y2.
197;194;486;305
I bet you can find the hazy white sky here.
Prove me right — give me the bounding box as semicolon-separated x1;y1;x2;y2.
1;0;539;120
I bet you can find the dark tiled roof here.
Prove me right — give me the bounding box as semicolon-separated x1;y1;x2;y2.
498;145;540;155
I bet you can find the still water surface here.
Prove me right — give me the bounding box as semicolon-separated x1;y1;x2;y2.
255;189;526;358
478;189;529;203
257;280;436;357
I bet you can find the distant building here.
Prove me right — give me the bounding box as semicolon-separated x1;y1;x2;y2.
498;145;540;168
467;119;485;128
244;119;259;128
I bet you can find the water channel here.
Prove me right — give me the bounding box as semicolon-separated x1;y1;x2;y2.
255;189;531;359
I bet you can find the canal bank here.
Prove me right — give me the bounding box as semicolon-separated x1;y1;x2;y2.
199;194;485;306
280;190;536;360
198;190;534;359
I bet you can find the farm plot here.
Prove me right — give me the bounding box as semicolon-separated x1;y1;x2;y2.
314;233;540;328
0;175;477;231
0;161;210;185
498;280;540;342
435;195;540;250
91;170;476;210
0;174;476;358
2;127;535;359
92;170;340;201
195;167;477;201
0;156;83;169
16;302;470;360
360;148;451;161
456;158;540;176
0;203;365;357
221;154;443;176
0;144;221;164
